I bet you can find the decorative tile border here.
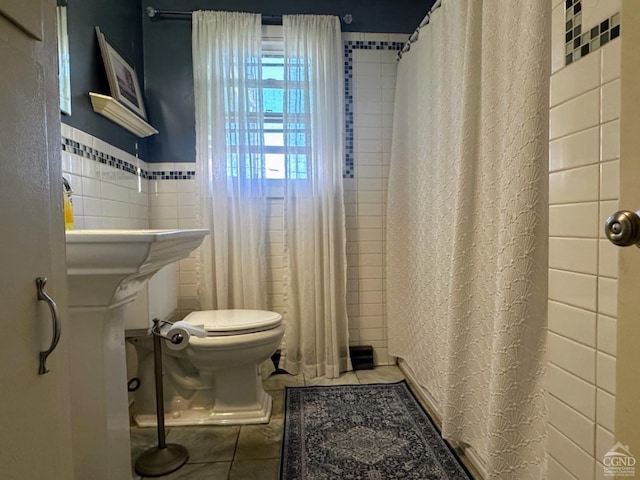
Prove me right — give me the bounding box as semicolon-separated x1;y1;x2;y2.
565;0;620;66
61;137;195;180
146;170;196;180
62;137;141;176
343;40;404;178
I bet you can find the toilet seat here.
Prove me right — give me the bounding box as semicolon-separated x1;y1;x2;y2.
183;309;282;336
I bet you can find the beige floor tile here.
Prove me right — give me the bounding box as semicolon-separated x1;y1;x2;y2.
355;365;405;384
235;419;283;460
130;366;410;480
140;462;231;479
263;372;305;391
304;371;360;386
130;427;161;471
229;459;280;480
270;390;284;420
166;425;240;463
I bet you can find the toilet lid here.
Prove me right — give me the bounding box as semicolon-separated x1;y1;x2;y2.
183;309;282;336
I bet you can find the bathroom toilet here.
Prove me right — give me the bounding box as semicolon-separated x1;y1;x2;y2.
126;264;284;426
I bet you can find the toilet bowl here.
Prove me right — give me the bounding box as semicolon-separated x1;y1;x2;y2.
126;265;283;426
185;309;284;422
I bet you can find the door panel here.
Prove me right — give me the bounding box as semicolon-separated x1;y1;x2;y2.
616;0;640;465
0;2;73;479
0;0;42;39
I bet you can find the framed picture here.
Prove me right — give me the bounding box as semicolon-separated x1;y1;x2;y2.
57;3;71;115
95;26;147;120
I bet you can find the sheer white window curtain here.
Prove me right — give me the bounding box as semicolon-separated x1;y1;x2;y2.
193;12;350;378
193;11;267;311
279;15;351;378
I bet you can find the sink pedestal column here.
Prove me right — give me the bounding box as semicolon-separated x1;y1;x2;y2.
68;303;132;480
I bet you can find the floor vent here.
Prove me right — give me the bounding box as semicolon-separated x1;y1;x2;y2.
271;347;376;373
349;345;375;370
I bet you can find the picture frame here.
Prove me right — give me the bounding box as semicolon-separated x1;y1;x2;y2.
95;26;147;120
57;2;71;115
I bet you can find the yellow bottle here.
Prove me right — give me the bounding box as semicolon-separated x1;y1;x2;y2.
63;177;74;230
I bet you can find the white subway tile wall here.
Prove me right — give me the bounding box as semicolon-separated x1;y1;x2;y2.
61;123;149;231
148;173;201;317
346;39;403;366
549;0;620;476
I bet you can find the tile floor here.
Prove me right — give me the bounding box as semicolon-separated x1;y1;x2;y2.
129;365;406;480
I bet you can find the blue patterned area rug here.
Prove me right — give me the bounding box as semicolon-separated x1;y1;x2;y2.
280;381;473;479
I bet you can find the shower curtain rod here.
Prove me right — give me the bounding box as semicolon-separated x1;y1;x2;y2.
146;6;353;25
397;0;442;61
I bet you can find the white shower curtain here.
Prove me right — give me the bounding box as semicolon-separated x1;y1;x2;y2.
279;15;351;378
387;1;549;478
193;11;267;311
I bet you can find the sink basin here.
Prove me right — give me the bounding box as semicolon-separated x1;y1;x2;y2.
66;229;208;272
64;229;208;480
66;229;208;307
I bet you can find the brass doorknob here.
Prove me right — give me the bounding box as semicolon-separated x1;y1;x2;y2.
604;210;640;247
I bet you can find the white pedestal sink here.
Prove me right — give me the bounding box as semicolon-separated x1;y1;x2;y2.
65;229;207;480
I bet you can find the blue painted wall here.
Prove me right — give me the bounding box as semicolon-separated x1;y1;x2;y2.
143;0;434;163
61;0;433;163
62;0;148;159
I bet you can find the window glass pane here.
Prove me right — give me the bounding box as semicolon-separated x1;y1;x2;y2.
265;154;285;179
264;132;283;146
262;66;283;81
285;131;306;147
227;153;239;178
222;47;312;182
286;58;307;81
224;87;262;113
286;154;308;179
245;56;261;80
245;153;265;179
262;63;284;81
286;89;306;113
263;88;283;113
247;87;262;113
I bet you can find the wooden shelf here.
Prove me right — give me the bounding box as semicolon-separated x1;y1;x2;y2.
89;92;158;138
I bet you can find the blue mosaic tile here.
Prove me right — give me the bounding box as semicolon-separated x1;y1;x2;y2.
61;136;196;181
564;1;620;66
342;39;404;179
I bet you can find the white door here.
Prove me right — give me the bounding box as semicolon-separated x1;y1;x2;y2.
0;2;74;479
615;0;640;461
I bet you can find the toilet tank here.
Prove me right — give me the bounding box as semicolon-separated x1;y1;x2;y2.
125;263;178;333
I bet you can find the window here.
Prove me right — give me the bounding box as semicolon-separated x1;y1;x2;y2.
225;26;309;181
262;53;286;179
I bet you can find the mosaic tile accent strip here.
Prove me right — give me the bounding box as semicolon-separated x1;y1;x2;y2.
61;137;195;180
565;0;620;66
62;137;141;176
343;40;404;179
146;170;196;180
